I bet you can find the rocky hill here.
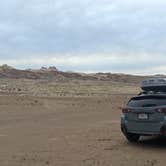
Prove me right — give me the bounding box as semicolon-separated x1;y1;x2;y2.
0;64;161;96
0;64;150;84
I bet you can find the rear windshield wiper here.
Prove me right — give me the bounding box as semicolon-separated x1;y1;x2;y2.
142;104;157;107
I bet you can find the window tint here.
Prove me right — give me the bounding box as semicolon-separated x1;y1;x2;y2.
128;96;166;107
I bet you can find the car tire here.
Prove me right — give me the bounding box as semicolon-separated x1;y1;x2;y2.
125;133;140;142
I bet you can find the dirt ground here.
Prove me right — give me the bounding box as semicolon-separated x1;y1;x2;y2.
0;94;165;166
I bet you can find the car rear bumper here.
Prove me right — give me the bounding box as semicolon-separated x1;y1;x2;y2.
121;116;166;135
127;121;162;134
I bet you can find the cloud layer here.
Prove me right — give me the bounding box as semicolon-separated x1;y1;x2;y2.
0;0;166;74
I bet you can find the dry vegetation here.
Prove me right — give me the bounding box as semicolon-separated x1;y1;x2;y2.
0;79;140;97
0;64;144;96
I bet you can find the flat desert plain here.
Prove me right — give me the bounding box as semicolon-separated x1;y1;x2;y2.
0;79;165;166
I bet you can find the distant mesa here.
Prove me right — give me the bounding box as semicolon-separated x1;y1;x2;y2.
40;66;58;72
0;64;14;70
40;67;47;71
48;66;58;71
0;64;150;84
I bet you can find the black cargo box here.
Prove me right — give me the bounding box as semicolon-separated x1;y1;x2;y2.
141;78;166;92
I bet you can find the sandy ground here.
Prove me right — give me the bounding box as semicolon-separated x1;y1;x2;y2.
0;94;165;166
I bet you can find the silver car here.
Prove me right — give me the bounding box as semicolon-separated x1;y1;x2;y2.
121;91;166;142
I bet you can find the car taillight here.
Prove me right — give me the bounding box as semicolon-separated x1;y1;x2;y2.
155;108;166;113
122;108;131;113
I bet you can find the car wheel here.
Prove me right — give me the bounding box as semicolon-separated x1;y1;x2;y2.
126;133;140;142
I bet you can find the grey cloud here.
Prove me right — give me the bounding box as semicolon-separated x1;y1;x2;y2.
0;0;166;73
0;1;165;54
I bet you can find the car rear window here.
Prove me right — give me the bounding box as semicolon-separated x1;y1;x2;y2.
128;95;166;107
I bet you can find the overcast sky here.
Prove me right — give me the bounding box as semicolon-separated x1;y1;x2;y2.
0;0;166;74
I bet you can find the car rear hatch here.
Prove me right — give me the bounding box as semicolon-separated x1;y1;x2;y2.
127;95;166;122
